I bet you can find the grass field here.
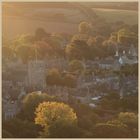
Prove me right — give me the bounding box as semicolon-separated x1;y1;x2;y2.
2;7;83;40
93;8;138;25
2;16;78;40
2;6;138;40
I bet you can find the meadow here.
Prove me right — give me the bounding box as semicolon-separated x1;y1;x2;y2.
2;7;138;40
93;8;138;25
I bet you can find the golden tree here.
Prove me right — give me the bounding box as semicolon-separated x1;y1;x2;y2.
35;102;77;137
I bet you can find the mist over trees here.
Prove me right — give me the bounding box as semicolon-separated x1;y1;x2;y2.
2;2;138;138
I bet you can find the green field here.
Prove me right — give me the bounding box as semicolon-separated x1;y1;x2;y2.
93;8;138;25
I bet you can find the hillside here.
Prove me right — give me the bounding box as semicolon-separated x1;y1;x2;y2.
2;2;138;40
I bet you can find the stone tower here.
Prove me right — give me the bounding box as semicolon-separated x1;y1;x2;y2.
28;60;46;90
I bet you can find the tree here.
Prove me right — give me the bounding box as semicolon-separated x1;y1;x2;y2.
78;21;91;34
102;34;117;57
70;22;91;43
118;112;138;130
2;129;13;138
46;69;77;88
95;35;105;47
93;121;130;138
2;118;41;138
91;112;138;138
87;35;109;58
66;42;79;60
65;40;90;60
70;103;100;132
11;34;35;63
48;121;83;138
98;92;120;110
12;34;34;49
35;41;52;58
130;24;138;34
96;23;112;37
48;35;65;57
35;28;49;41
2;46;13;60
71;33;90;43
120;94;138;112
63;74;77;88
46;68;62;86
16;44;33;63
22;92;55;121
87;37;96;46
120;64;138;76
117;28;138;46
2;36;11;48
68;60;84;73
35;102;78;137
51;33;65;46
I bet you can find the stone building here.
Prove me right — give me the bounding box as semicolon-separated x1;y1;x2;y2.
3;100;21;120
28;60;46;90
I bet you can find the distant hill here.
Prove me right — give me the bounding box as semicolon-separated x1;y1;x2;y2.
93;8;138;25
81;2;138;11
2;2;73;9
2;2;138;40
3;2;138;10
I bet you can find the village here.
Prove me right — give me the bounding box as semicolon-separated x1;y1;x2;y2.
2;42;138;120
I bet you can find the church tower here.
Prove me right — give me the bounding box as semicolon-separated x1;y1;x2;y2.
28;60;46;90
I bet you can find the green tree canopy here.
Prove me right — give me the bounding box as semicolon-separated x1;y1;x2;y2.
63;74;77;88
65;40;90;60
78;21;91;34
12;34;34;49
117;28;138;45
22;92;55;121
2;46;13;60
2;118;40;138
118;112;138;129
120;64;138;76
68;60;84;73
93;121;129;138
34;41;52;58
46;69;77;88
35;28;49;41
46;68;62;86
10;34;36;63
16;44;33;63
98;92;120;110
71;33;90;43
2;129;13;138
120;94;138;112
